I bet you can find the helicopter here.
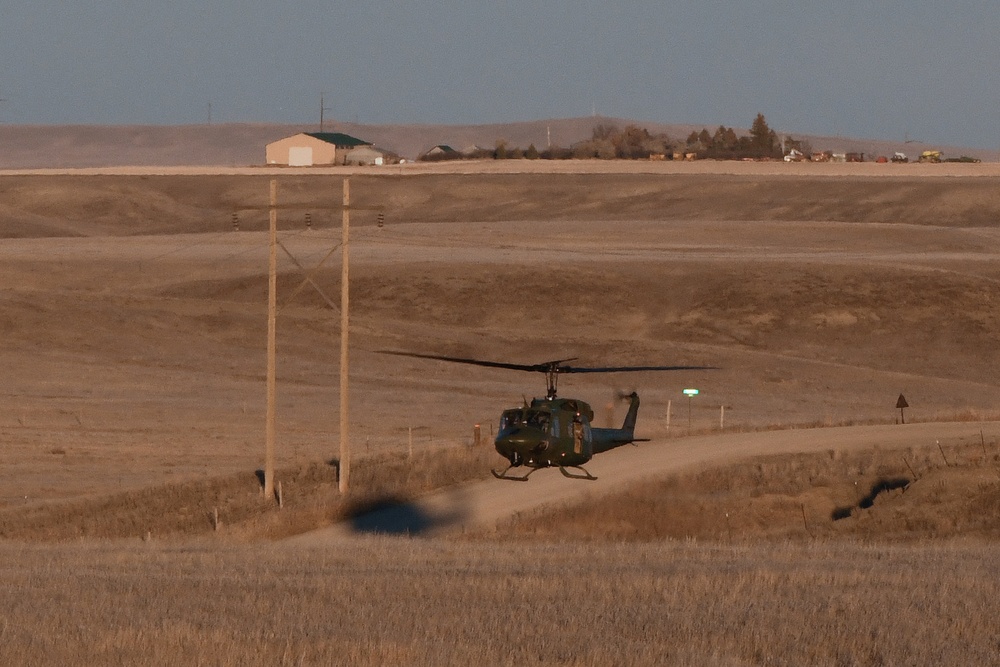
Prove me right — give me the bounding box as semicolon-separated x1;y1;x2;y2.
382;351;715;481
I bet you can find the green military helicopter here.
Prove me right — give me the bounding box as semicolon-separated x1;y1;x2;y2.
383;352;714;481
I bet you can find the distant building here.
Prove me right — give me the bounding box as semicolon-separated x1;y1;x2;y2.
265;132;373;166
419;144;462;161
344;145;392;166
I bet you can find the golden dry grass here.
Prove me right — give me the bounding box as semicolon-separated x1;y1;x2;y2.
3;437;1000;665
3;168;1000;664
0;445;498;542
487;436;1000;544
1;538;998;666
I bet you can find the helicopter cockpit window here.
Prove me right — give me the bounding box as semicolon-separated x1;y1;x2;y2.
525;410;549;430
499;410;523;436
500;409;550;434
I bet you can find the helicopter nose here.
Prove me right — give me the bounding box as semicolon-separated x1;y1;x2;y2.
497;432;549;457
498;432;532;449
496;430;537;453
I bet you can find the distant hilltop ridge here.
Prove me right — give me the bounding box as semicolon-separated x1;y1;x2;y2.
0;117;994;169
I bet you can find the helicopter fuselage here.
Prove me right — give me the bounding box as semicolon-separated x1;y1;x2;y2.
378;349;713;480
495;393;642;471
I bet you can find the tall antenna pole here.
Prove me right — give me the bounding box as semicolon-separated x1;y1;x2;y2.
265;179;278;499
339;178;351;493
320;93;331;132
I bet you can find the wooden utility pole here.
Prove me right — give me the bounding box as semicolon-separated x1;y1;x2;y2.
265;179;277;499
339;178;351;494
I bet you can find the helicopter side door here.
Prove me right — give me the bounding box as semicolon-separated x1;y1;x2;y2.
569;412;594;462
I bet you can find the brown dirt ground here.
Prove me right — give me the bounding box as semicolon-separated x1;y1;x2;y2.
3;163;1000;666
0;165;998;507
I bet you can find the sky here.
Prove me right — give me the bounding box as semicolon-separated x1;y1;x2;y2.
2;1;998;148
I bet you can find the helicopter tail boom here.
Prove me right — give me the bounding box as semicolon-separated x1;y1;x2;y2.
591;392;642;454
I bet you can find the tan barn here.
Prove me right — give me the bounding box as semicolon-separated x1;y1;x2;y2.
265;132;373;166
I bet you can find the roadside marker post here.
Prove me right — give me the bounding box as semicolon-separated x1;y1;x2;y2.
896;394;909;424
683;388;699;434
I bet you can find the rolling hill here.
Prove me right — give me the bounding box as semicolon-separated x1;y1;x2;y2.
1;116;995;168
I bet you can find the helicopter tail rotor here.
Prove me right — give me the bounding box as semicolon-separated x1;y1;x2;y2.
614;388;637;402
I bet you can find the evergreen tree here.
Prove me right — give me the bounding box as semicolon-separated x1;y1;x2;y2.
749;113;778;157
712;125;727;148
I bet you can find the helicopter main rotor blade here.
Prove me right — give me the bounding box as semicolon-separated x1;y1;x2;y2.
379;351;716;375
558;364;719;373
378;350;577;374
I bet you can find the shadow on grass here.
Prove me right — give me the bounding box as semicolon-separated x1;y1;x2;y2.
832;476;911;521
345;491;468;536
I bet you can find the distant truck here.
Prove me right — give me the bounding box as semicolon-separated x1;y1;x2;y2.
918;150;942;163
891;152;908;163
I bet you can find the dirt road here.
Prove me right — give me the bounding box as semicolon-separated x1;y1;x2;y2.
289;420;998;541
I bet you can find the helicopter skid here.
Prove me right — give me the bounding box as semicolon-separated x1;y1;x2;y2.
559;465;598;481
491;465;537;482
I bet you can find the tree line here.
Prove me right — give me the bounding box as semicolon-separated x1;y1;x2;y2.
683;113;796;160
419;113;798;162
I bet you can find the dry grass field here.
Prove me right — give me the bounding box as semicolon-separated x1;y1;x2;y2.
2;162;1000;664
2;538;999;666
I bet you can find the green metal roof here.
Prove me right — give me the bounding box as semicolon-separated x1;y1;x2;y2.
305;132;372;147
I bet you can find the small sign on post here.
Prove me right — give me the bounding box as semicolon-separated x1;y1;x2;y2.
896;394;909;424
683;389;699;434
